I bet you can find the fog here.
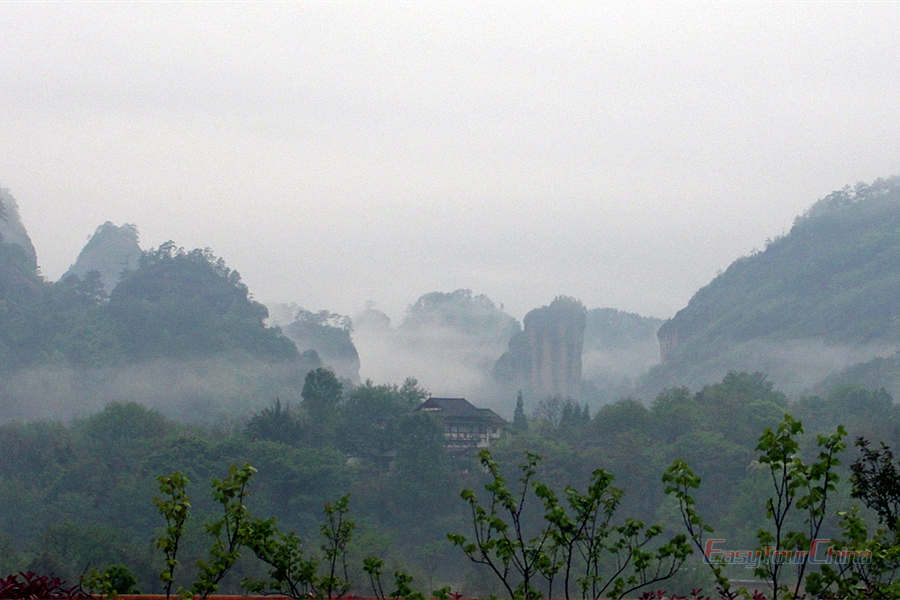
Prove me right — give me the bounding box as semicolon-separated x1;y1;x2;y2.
3;3;899;322
353;319;509;401
0;355;313;425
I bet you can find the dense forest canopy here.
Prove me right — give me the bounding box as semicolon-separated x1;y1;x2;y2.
1;371;897;597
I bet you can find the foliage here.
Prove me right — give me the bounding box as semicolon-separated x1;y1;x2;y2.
108;243;297;362
449;449;690;600
0;572;91;600
752;415;846;600
243;495;354;600
513;392;528;433
81;564;139;598
807;437;900;598
153;472;191;600
192;464;257;599
402;289;519;340
244;398;305;445
4;372;900;597
281;309;359;381
301;368;343;443
849;438;900;531
362;557;427;600
667;414;848;600
662;461;732;597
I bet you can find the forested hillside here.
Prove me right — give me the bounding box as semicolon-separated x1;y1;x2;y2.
646;177;900;396
0;234;312;423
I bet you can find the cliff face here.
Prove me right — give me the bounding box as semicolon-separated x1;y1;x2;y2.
657;324;679;363
63;222;142;293
0;188;38;270
494;296;587;399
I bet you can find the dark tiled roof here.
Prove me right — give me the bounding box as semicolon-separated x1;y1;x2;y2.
415;397;507;424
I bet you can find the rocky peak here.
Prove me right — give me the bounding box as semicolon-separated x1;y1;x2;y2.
63;222;142;293
494;296;587;400
0;187;38;270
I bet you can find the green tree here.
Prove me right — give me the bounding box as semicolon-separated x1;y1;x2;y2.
153;471;191;600
245;398;305;445
449;450;690;600
302;368;343;444
193;464;257;599
243;495;355;600
392;412;450;516
809;437;900;598
513;392;528;433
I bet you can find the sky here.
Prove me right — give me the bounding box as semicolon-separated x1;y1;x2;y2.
2;2;899;322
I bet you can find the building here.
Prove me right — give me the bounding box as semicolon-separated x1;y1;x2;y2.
414;397;507;450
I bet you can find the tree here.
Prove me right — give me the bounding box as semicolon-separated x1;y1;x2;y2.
448;450;549;600
193;464;257;600
392;412;450;516
245;398;305;445
337;380;417;460
752;415;846;600
666;413;846;600
449;450;690;600
808;437;900;598
301;368;343;443
513;392;528;433
243;495;355;600
153;472;191;600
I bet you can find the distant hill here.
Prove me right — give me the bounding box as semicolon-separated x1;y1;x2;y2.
583;308;661;379
0;239;313;423
580;308;662;404
108;243;299;362
351;290;519;396
275;306;360;383
644;176;900;396
63;222;142;293
814;350;900;402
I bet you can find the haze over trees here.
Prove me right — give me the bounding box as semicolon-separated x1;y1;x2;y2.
274;307;361;383
2;175;900;597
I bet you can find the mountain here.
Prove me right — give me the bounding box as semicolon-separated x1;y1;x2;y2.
645;176;900;396
0;240;315;423
493;296;587;400
62;222;142;293
397;289;519;376
350;290;519;396
399;289;520;345
0;187;38;270
276;307;361;383
107;242;298;362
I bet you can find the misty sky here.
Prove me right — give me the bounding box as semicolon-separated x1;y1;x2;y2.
2;2;899;322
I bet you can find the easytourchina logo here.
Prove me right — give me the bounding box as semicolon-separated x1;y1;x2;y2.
704;539;871;569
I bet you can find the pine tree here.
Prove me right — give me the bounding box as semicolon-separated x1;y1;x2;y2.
513;391;528;432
